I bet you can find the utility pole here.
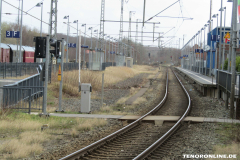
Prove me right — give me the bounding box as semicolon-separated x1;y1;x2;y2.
218;0;223;99
19;0;23;62
230;0;237;119
99;0;105;51
43;35;50;115
119;0;124;55
135;19;139;64
128;11;135;57
143;0;146;27
49;0;57;40
0;0;2;61
209;0;212;32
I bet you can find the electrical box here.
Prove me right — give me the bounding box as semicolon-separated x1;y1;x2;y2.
81;83;92;113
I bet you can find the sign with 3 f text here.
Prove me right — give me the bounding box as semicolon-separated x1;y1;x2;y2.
6;31;20;38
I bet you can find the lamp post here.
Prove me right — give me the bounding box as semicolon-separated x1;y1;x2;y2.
93;30;98;69
94;30;98;49
36;2;43;37
204;24;208;75
209;19;213;76
220;7;227;69
0;0;2;61
212;14;219;71
73;20;78;63
107;36;110;62
19;0;23;62
63;15;69;62
81;24;86;67
217;0;223;100
104;34;107;62
89;27;93;49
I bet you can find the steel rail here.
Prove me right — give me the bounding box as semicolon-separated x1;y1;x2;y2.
133;69;192;160
60;70;169;160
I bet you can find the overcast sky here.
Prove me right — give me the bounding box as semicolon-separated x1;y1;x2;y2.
1;0;234;48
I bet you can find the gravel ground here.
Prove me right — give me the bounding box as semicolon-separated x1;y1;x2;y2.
30;66;235;160
31;67;167;159
149;68;232;160
62;73;149;112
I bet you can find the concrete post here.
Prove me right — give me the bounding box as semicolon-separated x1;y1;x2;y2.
57;38;65;112
230;0;237;118
101;73;104;107
43;35;50;115
218;0;223;99
19;0;23;62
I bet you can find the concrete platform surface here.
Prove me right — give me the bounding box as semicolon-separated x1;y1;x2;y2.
30;113;240;123
119;115;240;123
176;67;216;87
31;112;125;119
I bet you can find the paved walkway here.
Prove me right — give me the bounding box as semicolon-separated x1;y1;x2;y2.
31;112;240;123
119;115;240;123
176;67;216;87
125;71;161;105
31;112;124;119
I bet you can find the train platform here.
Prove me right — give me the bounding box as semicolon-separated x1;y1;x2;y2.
119;115;240;124
175;67;217;96
31;112;240;124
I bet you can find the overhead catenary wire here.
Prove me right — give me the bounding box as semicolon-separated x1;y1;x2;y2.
2;0;50;26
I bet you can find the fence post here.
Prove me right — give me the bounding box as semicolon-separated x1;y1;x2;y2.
101;73;104;107
28;89;31;114
43;35;50;115
57;38;65;112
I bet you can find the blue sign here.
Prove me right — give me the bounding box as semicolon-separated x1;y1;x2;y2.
68;43;77;48
97;48;102;51
13;31;20;38
6;31;20;38
195;49;204;53
6;31;13;38
81;45;89;48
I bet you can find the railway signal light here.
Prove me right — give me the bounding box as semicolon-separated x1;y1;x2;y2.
34;37;46;58
34;37;61;59
50;40;61;58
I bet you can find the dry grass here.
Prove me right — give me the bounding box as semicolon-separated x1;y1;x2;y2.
0;111;108;159
50;65;156;98
208;143;240;160
132;97;147;105
0;139;43;159
0;120;43;133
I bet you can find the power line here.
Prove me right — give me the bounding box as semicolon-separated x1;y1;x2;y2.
3;0;50;25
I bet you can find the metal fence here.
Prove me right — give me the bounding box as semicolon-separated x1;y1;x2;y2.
0;62;43;79
1;73;44;113
216;70;240;96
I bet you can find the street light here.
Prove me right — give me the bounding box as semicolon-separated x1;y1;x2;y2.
212;14;218;70
89;27;93;49
36;2;43;37
73;20;78;62
94;29;98;49
63;15;69;62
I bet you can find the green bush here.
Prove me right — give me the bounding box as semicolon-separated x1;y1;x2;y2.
223;56;240;72
223;58;228;70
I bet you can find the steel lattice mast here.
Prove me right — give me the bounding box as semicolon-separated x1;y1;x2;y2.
128;11;133;57
118;0;124;55
49;0;57;40
99;0;105;51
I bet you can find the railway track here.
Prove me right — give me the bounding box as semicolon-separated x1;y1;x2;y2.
60;67;191;160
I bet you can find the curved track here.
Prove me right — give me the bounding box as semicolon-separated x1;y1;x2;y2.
60;67;191;160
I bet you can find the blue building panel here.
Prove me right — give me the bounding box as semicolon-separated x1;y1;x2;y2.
206;27;231;69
